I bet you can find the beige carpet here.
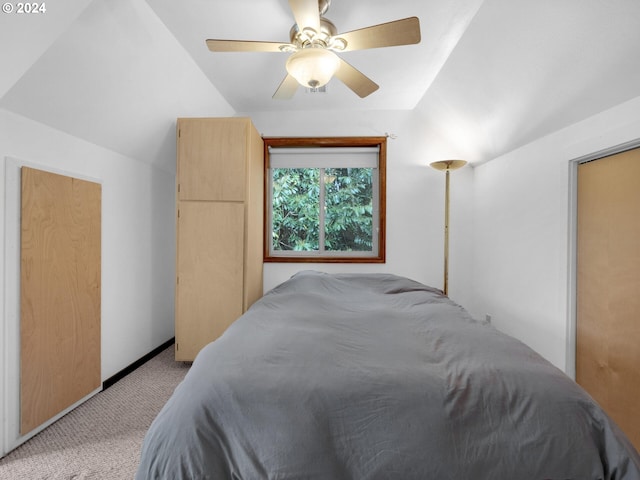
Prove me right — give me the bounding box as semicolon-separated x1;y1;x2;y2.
0;346;189;479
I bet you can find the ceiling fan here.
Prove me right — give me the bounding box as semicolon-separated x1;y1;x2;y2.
206;0;421;99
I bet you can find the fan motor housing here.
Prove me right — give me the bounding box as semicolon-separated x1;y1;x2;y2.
289;17;338;49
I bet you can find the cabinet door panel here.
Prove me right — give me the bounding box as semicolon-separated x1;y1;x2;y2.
177;118;247;202
576;147;640;450
176;201;244;360
20;167;101;434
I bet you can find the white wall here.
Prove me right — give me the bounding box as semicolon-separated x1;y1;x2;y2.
0;109;175;453
248;109;475;309
469;95;640;372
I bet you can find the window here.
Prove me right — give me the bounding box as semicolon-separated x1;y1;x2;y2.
264;137;386;263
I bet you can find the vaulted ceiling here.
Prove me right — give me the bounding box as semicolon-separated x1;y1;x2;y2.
1;0;640;167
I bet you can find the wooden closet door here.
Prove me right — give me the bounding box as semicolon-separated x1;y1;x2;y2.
177;118;248;202
20;167;101;435
576;147;640;450
175;201;244;361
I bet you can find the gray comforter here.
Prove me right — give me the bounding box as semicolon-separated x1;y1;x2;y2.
137;271;640;479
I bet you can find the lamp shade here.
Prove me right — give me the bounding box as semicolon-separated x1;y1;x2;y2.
429;160;467;172
286;48;340;88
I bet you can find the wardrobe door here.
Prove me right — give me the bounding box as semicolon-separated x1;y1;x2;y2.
175;201;244;361
20;167;101;434
576;147;640;450
177;118;247;202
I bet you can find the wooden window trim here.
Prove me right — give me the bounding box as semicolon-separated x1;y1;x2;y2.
263;136;386;264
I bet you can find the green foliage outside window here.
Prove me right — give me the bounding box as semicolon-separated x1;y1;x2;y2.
272;167;373;252
272;168;320;251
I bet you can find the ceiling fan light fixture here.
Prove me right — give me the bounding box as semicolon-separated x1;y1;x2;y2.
206;1;421;99
286;47;340;88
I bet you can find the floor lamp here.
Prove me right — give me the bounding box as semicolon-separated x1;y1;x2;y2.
429;159;467;296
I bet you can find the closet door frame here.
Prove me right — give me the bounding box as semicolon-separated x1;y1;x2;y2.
1;158;103;456
566;137;640;380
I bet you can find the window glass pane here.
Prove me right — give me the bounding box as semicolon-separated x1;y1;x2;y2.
324;168;373;252
271;168;320;251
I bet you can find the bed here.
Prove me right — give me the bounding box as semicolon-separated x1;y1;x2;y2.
136;271;640;479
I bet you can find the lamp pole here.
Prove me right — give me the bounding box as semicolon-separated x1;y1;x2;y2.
429;160;467;296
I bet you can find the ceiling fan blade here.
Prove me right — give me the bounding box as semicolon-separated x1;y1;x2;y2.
334;58;379;98
337;17;421;52
206;39;291;53
288;0;320;32
273;74;300;100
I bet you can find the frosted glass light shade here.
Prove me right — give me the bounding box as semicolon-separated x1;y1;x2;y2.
286;48;340;88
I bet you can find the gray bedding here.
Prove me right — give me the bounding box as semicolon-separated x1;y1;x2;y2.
136;271;640;479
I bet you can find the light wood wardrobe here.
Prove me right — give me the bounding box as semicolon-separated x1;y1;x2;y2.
175;117;263;361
